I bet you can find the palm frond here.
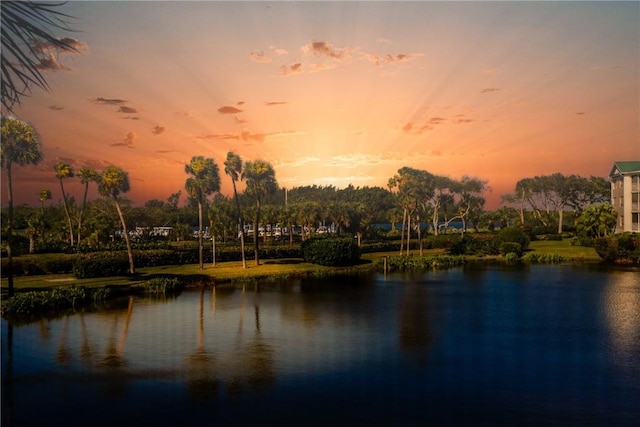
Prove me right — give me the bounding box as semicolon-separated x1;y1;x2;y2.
1;1;78;112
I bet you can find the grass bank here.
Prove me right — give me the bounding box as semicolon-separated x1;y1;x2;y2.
1;242;599;295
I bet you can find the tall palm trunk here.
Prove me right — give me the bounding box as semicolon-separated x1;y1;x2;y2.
77;182;89;245
406;211;411;255
400;208;406;255
197;201;204;270
113;198;135;274
231;179;247;268
59;179;74;246
5;164;15;297
254;200;261;265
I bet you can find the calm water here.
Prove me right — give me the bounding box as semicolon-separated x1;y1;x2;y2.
2;264;639;426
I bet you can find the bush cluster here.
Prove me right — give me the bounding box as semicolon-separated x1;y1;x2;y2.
2;286;112;315
594;233;640;263
495;226;530;251
571;235;594;247
449;234;499;256
301;237;361;266
499;242;523;257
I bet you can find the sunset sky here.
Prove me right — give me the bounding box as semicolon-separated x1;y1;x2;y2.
3;1;639;210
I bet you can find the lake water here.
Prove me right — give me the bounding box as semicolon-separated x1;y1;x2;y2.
2;264;639;426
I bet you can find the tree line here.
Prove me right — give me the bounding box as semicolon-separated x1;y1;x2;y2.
2;117;613;292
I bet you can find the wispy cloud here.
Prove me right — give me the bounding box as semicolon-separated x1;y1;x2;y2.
362;52;422;66
325;153;386;168
111;132;136;148
195;133;238;141
218;106;243;114
249;50;271;63
36;53;71;71
91;97;128;105
32;37;89;54
265;101;287;106
275;156;321;168
32;37;89;72
117;106;138;114
308;63;336;73
302;41;351;60
195;130;297;143
48;105;64;111
152;125;166;135
279;63;303;76
480;87;501;93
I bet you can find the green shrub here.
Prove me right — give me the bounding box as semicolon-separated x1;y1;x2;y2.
504;252;520;262
499;242;523;257
449;234;499;256
2;286;112;315
301;237;361;266
571;235;594;247
595;233;639;263
496;226;530;251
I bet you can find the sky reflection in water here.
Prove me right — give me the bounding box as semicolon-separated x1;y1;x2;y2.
2;264;639;426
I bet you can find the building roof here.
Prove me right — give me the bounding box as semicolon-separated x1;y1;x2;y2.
610;161;640;177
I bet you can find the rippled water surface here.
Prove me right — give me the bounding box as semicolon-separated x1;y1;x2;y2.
2;264;639;426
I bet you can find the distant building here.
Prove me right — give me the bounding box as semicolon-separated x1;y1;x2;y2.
609;161;640;232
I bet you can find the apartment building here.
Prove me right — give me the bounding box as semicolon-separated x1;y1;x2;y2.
609;161;640;232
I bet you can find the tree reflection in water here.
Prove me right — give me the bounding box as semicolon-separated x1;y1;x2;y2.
55;316;73;365
398;281;432;366
185;288;218;402
100;296;134;368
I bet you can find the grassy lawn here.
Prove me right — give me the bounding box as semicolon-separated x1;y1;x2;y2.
1;258;376;293
528;239;599;261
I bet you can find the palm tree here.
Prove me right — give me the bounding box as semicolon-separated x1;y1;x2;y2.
76;166;98;244
224;151;247;268
185;156;221;270
38;187;51;244
38;188;51;210
1;1;78;111
1;117;43;296
54;162;75;246
97;165;135;274
242;160;277;266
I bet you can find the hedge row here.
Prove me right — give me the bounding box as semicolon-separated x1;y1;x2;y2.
301;237;361;266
